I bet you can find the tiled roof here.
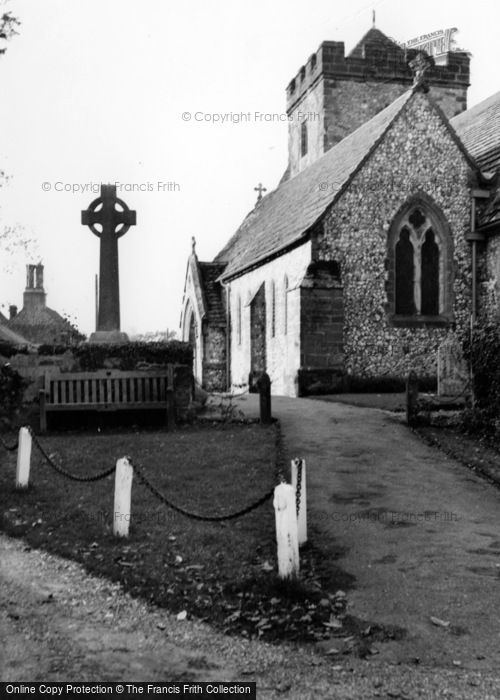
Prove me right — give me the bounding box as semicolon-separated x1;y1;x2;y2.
198;262;226;326
452;91;500;229
215;89;413;279
451;91;500;171
0;321;31;347
8;306;74;344
348;28;402;58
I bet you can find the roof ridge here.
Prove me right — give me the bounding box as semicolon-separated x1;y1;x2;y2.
348;27;403;58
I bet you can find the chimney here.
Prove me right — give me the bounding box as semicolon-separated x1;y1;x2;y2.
35;263;44;289
23;263;46;312
9;305;17;319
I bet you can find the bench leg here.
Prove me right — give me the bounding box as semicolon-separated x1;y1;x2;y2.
39;390;47;434
166;389;176;430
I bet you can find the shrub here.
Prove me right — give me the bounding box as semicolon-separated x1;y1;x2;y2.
73;341;193;371
462;324;500;437
37;344;72;356
345;374;437;394
0;342;29;358
0;363;26;425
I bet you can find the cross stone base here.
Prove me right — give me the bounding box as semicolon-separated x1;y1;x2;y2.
88;330;129;344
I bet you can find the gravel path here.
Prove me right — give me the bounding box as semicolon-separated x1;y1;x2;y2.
1;515;499;696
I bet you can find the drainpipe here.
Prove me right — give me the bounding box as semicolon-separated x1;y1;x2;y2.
221;280;231;391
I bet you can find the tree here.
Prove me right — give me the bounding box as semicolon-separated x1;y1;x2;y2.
0;6;19;55
130;329;178;343
0;5;37;295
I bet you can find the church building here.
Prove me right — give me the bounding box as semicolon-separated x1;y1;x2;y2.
180;27;500;396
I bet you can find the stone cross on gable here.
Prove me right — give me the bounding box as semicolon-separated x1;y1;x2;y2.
409;52;432;90
81;183;136;343
254;182;267;204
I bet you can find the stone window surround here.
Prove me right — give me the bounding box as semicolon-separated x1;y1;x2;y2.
386;194;454;327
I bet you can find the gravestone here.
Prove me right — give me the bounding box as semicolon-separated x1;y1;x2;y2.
81;184;136;343
437;335;468;397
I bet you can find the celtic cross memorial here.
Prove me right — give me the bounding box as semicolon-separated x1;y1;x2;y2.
81;184;136;343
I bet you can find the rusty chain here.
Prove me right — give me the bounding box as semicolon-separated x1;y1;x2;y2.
130;457;275;522
128;420;286;522
28;427;117;482
294;458;303;517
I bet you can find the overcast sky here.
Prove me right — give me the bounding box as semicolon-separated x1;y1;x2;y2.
1;0;499;335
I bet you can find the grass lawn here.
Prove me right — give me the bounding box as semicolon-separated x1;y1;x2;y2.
309;394;406;412
1;422;378;647
416;424;500;488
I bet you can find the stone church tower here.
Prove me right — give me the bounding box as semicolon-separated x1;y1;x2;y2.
284;28;470;179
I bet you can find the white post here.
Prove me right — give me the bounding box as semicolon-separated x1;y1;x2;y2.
113;457;133;537
273;483;299;579
15;427;32;490
291;458;307;545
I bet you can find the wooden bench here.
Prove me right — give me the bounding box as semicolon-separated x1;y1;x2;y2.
39;368;175;432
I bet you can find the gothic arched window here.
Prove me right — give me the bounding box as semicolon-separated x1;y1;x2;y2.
395;227;415;315
387;198;453;325
421;229;440;315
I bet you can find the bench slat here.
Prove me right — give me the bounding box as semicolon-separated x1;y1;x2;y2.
43;369;175;410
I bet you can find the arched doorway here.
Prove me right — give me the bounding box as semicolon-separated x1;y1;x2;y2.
249;282;267;391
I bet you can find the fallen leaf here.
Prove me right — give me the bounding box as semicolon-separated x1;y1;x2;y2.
275;682;291;693
324;618;343;629
430;616;450;628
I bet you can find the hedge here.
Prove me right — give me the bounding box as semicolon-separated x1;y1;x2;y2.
73;341;193;371
0;363;26;423
462;324;500;437
0;343;29;358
